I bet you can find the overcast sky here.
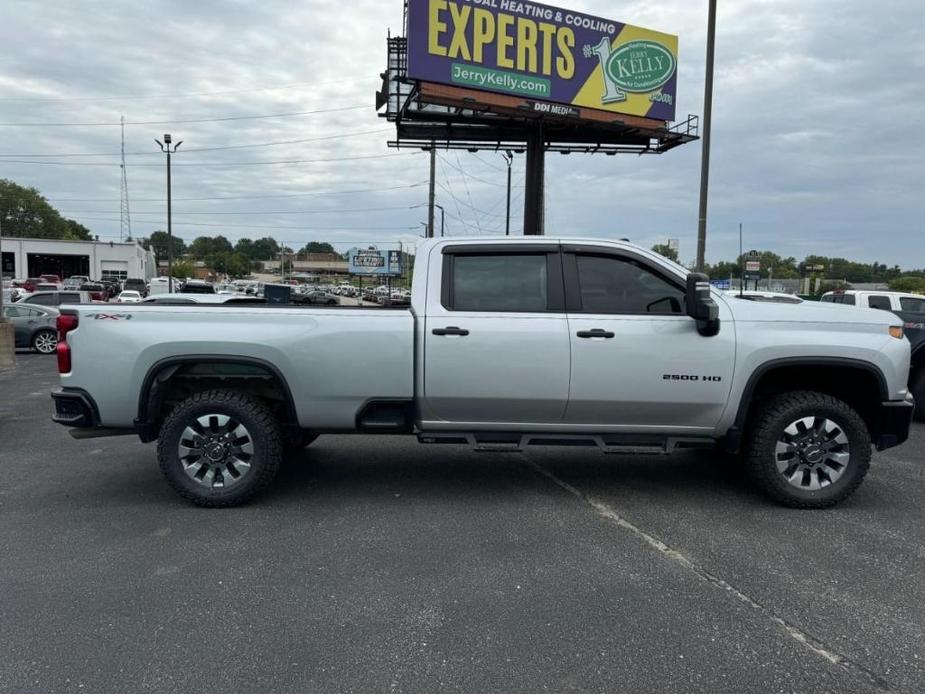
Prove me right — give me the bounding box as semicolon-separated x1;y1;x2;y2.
1;0;922;266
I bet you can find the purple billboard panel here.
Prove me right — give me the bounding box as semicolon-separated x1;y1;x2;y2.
406;0;678;121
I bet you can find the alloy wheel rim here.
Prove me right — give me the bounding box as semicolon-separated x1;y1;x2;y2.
178;414;255;489
35;332;57;353
775;415;850;491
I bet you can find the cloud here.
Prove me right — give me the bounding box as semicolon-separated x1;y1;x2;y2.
0;0;921;265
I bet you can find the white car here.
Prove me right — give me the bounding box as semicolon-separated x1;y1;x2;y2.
117;290;143;303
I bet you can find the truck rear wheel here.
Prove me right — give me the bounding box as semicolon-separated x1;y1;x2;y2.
745;391;871;508
157;390;282;507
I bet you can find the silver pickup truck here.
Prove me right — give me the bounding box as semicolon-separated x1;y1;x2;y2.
51;237;914;508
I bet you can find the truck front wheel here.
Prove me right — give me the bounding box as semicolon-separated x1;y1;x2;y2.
745;391;871;508
157;390;283;507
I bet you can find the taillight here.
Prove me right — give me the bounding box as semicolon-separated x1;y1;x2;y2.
56;314;78;373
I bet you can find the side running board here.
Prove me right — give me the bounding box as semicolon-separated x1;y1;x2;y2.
416;432;715;455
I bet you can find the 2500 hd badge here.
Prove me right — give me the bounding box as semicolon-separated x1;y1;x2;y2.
663;374;722;382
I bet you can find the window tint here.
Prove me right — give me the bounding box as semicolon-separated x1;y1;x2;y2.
60;293;81;303
899;297;925;312
451;254;548;312
3;306;21;318
867;295;891;310
820;295;834;303
28;294;55;305
575;255;684;314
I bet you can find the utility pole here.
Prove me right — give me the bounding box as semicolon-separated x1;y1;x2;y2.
501;150;513;235
155;134;182;292
427;143;436;237
119;115;132;242
0;215;13;370
695;0;718;271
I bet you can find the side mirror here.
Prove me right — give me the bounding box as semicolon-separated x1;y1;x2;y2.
686;272;720;336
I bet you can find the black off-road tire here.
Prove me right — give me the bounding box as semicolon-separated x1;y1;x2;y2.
911;367;925;423
745;390;871;509
157;390;282;507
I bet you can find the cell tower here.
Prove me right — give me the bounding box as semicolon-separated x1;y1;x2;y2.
119;114;132;241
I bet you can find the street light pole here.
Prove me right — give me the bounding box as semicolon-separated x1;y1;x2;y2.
695;0;718;271
434;204;445;237
155;134;182;292
501;150;513;235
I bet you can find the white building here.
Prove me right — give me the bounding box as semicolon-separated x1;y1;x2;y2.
0;236;156;282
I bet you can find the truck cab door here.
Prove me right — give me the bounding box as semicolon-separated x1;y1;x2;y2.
562;248;736;431
421;245;571;425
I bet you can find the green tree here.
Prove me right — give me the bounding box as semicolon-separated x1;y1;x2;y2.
251;237;280;260
64;219;93;240
188;235;233;259
650;244;679;262
234;237;255;258
170;261;195;278
889;275;925;294
143;230;187;262
208;252;251;278
0;178;72;239
299;241;336;255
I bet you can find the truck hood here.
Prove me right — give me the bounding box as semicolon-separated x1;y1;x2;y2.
719;295;899;326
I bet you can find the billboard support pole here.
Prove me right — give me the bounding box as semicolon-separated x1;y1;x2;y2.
523;123;545;236
695;0;717;271
427;142;436;237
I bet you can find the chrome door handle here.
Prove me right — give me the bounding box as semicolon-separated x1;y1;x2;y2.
576;329;615;338
432;326;469;336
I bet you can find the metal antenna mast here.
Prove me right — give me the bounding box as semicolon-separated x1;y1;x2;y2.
119;115;133;241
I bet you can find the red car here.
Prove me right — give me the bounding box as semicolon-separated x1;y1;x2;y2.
79;283;107;302
40;274;62;285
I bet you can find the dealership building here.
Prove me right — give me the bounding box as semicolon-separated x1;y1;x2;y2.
1;237;156;282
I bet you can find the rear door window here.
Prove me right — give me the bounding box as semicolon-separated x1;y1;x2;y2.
899;297;925;312
867;295;892;310
447;254;550;312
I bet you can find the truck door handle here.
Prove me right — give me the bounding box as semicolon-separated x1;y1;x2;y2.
432;326;469;336
576;329;615;339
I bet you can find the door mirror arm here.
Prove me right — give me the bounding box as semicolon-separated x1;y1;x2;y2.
686;272;720;337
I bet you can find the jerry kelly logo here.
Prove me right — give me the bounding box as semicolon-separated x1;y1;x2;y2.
583;38;676;105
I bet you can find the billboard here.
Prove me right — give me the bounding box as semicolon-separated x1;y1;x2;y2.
348;248;403;276
406;0;678;121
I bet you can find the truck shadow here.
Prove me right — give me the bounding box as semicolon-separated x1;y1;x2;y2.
267;437;776;509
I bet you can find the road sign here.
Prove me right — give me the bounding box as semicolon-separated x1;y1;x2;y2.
710;279;731;290
745;271;761;281
745;260;761;272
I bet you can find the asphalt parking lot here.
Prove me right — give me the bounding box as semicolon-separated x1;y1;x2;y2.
1;353;923;694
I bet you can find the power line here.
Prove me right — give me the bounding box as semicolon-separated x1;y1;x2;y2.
438;158;469;235
0;152;421;167
72;216;420;231
455;151;483;234
0;105;367;127
434;182;506;218
48;182;428;203
59;205;417;216
0;79;365;102
0;128;390;157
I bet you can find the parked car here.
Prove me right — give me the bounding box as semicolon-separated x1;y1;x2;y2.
123;278;148;297
116;290;143;304
100;279;122;298
179;280;215;294
22;278;43;293
34;282;61;293
2;303;60;354
51;236;913;509
79;283;107;302
16;289;95;306
296;290;337;306
68;275;90;285
40;274;63;285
